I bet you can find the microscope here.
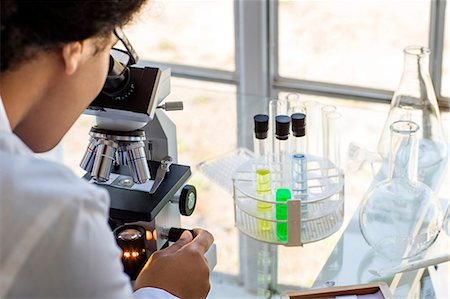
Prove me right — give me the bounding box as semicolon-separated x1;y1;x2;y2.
79;28;215;280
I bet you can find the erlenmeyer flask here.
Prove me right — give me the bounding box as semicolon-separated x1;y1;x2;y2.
377;46;447;189
361;121;442;261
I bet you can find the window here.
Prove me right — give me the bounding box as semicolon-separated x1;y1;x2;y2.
169;78;238;275
278;1;430;90
125;0;235;72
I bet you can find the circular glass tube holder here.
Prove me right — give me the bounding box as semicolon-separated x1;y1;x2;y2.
232;154;344;246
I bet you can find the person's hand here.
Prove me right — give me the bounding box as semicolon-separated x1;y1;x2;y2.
134;228;214;299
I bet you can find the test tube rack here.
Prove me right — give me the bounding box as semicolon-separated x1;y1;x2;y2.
233;154;344;246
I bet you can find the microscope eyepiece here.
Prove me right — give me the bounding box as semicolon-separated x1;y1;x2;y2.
102;54;131;96
100;28;138;98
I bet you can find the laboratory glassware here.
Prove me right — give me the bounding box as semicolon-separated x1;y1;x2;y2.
377;46;447;190
275;115;291;241
269;98;289;155
276;188;291;242
254;114;272;232
268;100;278;156
360;120;442;261
290;113;307;199
226;102;344;246
286;93;305;115
304;101;322;156
274;115;291;188
321;105;336;161
323;111;342;168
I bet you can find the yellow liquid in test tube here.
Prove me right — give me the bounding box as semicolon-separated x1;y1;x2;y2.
256;169;272;232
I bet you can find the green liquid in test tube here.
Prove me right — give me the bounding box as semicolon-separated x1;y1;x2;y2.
276;188;291;241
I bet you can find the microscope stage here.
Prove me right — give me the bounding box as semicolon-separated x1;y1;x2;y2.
83;161;191;222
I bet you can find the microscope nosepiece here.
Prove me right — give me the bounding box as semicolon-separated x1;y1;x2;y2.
91;139;119;182
116;146;128;166
81;128;151;184
125;141;151;184
80;138;98;172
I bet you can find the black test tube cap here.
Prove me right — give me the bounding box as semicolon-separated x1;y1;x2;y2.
275;115;291;140
291;113;306;137
254;114;269;139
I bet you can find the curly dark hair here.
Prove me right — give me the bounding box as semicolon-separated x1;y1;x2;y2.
0;0;146;72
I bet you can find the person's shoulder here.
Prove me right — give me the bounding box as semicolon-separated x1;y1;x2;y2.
0;150;109;214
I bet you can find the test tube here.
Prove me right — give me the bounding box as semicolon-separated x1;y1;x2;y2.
285;93;303;115
254;114;272;232
321;105;336;159
269;98;290;159
285;93;300;115
274;115;291;242
276;188;291;242
285;93;300;102
290;113;307;200
325;111;342;169
268;100;278;157
304;101;321;156
277;98;289;115
274;115;291;188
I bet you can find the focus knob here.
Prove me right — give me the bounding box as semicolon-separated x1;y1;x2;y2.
179;185;197;216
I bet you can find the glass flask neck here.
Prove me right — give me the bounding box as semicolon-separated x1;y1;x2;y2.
403;46;430;75
388;121;420;181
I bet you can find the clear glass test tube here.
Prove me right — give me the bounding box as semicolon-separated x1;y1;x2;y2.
277;97;289;115
290;113;307;200
304;100;321;156
285;93;303;115
268;100;278;157
321;105;337;160
273;115;291;242
255;137;271;196
274;116;291;188
254;114;272;232
269;98;290;161
325;111;342;169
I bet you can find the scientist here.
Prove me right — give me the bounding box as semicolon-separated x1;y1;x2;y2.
0;1;213;298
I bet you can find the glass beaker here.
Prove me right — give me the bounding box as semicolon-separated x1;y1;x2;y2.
377;46;447;190
360;120;442;261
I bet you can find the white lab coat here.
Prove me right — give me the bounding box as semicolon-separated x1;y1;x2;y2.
0;97;177;299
